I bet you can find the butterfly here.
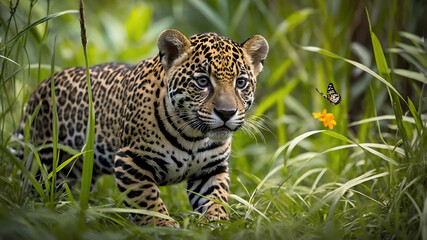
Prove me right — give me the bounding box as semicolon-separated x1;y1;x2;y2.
316;83;342;105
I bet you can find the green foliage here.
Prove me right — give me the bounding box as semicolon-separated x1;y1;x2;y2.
0;0;426;239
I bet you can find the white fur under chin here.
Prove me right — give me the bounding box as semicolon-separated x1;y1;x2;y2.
206;130;233;141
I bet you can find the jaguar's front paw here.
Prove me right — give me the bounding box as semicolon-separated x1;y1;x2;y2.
155;217;180;228
202;203;228;222
135;215;179;228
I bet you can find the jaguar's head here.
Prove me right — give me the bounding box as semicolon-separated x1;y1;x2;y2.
158;29;268;141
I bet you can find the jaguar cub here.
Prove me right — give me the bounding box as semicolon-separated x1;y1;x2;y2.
16;29;268;227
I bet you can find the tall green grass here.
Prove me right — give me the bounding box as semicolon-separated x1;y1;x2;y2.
1;0;426;239
77;0;95;227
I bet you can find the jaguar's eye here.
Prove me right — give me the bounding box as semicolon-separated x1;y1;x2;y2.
236;78;248;89
195;76;210;88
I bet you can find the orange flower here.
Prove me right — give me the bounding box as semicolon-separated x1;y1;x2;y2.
313;109;337;129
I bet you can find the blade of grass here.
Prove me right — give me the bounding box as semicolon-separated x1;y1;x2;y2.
229;0;250;33
268;130;323;170
310;168;327;194
323;170;389;202
47;151;88;179
0;10;79;51
407;98;424;135
63;183;76;206
0;145;46;202
292;168;325;189
89;211;129;227
389;47;427;75
49;35;59;207
229;194;270;222
187;0;226;33
272;8;314;39
0;55;20;66
316;143;401;166
12;134;47;182
422;198;427;240
256;78;299;115
348;115;424;127
301;45;406;103
24;103;41;164
366;8;412;161
399;31;426;45
322;130;402;164
36;143;80;156
285;130;325;161
79;0;95;222
267;59;292;86
249;164;283;204
405;192;423;239
91;207;175;222
393;69;427;84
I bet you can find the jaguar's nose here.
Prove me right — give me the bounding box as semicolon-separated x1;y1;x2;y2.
214;108;237;122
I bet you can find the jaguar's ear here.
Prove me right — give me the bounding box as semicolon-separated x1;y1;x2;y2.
242;35;269;75
158;29;191;71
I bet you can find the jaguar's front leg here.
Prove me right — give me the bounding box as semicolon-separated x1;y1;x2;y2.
114;149;178;227
187;168;230;222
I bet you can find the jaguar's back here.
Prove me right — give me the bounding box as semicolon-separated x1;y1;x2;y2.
18;62;133;179
16;29;268;227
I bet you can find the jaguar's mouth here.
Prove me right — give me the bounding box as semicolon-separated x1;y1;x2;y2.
213;126;233;132
206;125;235;141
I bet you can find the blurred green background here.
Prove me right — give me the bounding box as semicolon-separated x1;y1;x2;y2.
1;0;426;239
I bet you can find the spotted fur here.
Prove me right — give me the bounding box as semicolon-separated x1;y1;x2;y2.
15;29;269;227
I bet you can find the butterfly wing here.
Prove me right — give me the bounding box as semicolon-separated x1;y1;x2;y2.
326;83;341;105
